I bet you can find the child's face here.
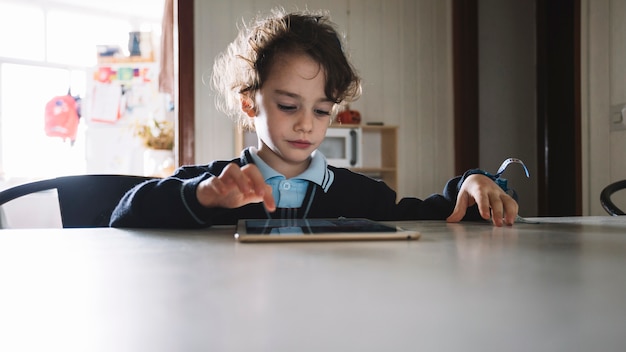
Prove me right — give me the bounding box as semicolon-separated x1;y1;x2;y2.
252;53;335;177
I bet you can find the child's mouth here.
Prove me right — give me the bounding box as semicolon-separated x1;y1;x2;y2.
289;140;312;149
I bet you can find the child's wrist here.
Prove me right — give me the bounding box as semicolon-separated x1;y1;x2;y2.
460;158;530;200
462;169;507;191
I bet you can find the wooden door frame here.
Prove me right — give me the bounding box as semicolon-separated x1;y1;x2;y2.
452;0;479;175
175;0;195;166
536;0;582;215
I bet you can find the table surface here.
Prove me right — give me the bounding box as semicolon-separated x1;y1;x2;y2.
1;217;626;352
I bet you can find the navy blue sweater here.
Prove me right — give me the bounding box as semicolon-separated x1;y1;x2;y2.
109;149;483;228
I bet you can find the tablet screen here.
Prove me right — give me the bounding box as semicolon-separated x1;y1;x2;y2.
245;218;397;235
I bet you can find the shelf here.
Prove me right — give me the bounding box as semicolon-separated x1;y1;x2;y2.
358;125;398;190
97;56;155;64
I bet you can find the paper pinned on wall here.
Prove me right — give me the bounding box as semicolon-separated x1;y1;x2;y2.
90;83;121;123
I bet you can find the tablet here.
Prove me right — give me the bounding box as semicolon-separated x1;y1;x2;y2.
234;218;420;242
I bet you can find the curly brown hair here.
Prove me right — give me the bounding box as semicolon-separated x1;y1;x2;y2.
211;8;362;130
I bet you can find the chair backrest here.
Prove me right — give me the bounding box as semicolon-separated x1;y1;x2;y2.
600;180;626;216
0;174;154;228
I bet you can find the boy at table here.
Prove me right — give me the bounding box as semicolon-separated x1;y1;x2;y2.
109;8;518;229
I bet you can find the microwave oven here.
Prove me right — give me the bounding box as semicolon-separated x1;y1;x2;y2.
317;127;362;168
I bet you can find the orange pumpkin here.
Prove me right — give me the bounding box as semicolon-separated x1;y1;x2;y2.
336;108;361;124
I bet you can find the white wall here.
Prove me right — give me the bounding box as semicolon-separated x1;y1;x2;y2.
193;0;454;199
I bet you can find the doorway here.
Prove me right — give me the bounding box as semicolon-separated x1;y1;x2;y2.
453;0;581;216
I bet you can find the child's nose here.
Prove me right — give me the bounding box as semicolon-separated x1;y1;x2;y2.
294;110;314;132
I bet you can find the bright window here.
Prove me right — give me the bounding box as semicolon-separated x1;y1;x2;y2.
0;3;45;61
0;0;162;180
46;10;132;66
1;64;86;178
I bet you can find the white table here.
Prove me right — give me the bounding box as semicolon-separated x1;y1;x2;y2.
1;217;626;352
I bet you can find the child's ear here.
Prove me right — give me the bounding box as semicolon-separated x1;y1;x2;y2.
240;96;256;118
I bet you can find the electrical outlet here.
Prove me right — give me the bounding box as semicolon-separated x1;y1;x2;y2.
610;104;626;131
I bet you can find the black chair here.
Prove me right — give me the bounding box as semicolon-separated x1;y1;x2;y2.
600;180;626;216
0;174;154;228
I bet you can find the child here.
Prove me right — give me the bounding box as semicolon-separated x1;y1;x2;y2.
110;8;518;229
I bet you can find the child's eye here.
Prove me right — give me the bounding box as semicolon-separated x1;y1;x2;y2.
314;109;331;116
278;104;296;112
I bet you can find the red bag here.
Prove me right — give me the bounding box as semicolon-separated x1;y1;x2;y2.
45;95;79;142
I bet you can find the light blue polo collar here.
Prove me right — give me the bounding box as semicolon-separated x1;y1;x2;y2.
248;147;334;192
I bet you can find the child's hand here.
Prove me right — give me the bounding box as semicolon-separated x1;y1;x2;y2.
446;174;518;226
196;163;276;212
